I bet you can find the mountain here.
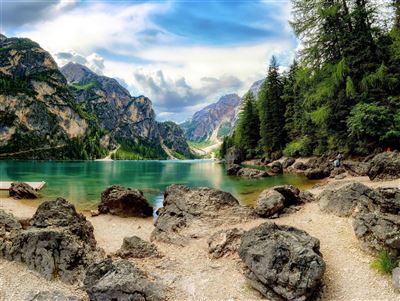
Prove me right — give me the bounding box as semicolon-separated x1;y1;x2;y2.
61;63;192;159
0;35;106;159
0;35;191;159
181;94;241;142
248;79;264;98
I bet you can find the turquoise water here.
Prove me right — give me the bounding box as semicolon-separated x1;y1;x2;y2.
0;160;314;210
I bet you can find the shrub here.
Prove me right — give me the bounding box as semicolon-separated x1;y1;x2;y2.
370;251;397;274
283;136;312;157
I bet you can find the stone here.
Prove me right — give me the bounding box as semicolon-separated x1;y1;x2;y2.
305;168;331;179
99;185;153;217
84;258;164;301
368;152;400;181
270;161;283;174
151;185;253;245
342;160;369;176
116;236;159;258
299;190;315;203
236;168;268;178
255;190;285;218
375;187;400;214
239;223;325;301
273;185;301;205
28;291;83;301
353;210;400;253
90;210;100;217
293;161;307;171
207;228;244;258
225;146;244;165
282;157;296;169
393;267;400;289
226;164;241;176
330;167;345;177
9;182;38;199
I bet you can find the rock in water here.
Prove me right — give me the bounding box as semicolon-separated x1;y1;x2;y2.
116;236;159;258
0;198;102;283
270;161;283;174
9;182;38;199
99;185;153;217
207;228;244;259
225;146;244;165
236;168;268;178
239;223;325;301
151;185;253;245
367;152;400;181
226;164;241;176
282;157;295;169
353;210;400;253
255;190;285;218
84;258;164;301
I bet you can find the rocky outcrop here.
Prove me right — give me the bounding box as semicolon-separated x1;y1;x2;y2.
375;187;400;214
181;94;241;142
115;236;159;259
84;258;164;301
29;291;84;301
158;121;191;157
342;160;369;176
0;198;102;283
226;164;241;176
393;266;400;289
282;157;295;169
239;223;325;301
8;182;38;199
367;152;400;181
270;161;283;174
225;146;244;165
236;167;269;178
207;228;244;259
151;185;253;245
98;185;153;217
255;185;313;218
303;156;334;179
305;168;331;179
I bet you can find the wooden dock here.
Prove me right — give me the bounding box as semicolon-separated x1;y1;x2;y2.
0;181;46;191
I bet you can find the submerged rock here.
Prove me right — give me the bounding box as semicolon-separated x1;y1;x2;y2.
236;167;268;178
151;185;253;245
84;258;164;301
99;185;153;217
239;223;325;301
368;152;400;181
116;236;159;258
9;182;38;199
207;228;244;259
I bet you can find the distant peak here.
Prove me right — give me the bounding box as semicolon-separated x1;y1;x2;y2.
0;33;6;40
60;62;95;83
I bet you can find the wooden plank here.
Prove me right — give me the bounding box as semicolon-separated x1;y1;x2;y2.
0;181;46;191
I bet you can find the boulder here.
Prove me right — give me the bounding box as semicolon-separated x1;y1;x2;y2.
342;160;369;176
99;185;153;217
368;152;400;181
305;168;331;179
270;161;283;174
273;185;301;205
255;190;285;218
282;157;295;169
207;228;244;258
116;236;159;258
293;161;307;171
299;190;316;203
0;209;22;235
393;267;400;289
29;290;84;301
330;167;345;178
151;185;253;245
225;146;244;165
239;223;325;301
375;187;400;214
353;210;400;253
318;183;382;217
226;164;241;176
0;198;102;284
9;182;38;199
84;258;164;301
236;168;268;179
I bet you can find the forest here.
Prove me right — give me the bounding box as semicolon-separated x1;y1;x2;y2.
221;0;400;159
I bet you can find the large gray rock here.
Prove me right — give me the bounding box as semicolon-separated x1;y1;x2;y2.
318;183;382;217
99;185;153;217
115;236;159;259
0;198;102;284
207;228;244;259
255;190;285;218
368;152;400;181
236;167;268;179
375;187;400;214
151;185;253;245
84;258;164;301
393;267;400;289
9;182;38;199
353;210;400;253
305;168;331;180
239;223;325;301
342;160;369;176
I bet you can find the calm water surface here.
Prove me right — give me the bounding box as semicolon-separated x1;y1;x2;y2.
0;160;314;210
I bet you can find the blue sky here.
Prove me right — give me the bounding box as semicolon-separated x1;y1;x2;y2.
2;0;296;121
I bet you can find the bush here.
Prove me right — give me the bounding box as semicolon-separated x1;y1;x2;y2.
283;136;312;157
370;251;397;274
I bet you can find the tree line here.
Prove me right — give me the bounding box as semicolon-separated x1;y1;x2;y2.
221;0;400;159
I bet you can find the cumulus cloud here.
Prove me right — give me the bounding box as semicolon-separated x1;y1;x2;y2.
55;50;105;74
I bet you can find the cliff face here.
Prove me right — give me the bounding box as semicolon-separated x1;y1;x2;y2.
61;63;191;157
0;36;104;159
181;94;241;142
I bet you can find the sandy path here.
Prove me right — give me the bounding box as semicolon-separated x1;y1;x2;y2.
0;176;399;300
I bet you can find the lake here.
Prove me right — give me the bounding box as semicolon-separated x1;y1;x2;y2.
0;160;314;210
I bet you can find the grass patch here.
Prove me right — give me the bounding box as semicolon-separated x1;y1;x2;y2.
370;251;397;274
188;140;215;149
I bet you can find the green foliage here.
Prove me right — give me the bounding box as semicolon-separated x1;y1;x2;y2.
283;136;313;157
112;138;167;160
370;251;398;275
71;80;97;91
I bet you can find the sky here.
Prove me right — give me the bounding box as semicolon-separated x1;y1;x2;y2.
1;0;297;122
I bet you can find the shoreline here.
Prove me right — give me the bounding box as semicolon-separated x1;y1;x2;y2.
0;175;399;300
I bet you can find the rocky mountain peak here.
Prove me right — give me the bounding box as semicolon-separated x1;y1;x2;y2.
0;33;7;41
61;62;95;84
